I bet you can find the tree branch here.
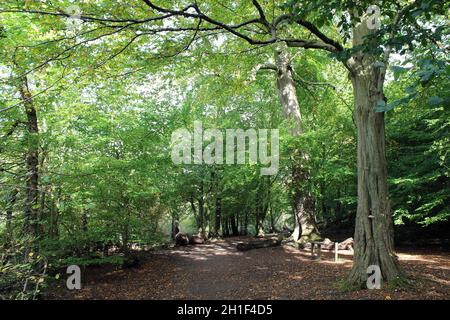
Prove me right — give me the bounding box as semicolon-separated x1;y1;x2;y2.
252;0;271;30
293;76;336;90
274;14;343;52
283;38;338;52
258;63;277;71
0;8;176;25
141;0;276;46
383;0;420;62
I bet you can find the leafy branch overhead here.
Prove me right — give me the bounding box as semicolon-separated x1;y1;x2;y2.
0;0;448;299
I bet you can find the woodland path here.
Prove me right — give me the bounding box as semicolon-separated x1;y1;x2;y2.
47;237;450;300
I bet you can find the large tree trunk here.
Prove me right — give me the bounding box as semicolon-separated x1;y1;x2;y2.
346;20;403;287
274;44;320;242
18;75;39;238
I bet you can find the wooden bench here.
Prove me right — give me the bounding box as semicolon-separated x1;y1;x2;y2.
310;241;323;260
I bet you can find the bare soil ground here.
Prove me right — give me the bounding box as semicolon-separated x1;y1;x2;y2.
46;237;450;300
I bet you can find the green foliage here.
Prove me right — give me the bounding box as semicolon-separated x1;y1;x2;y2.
387;274;412;291
387;101;450;226
0;0;448;298
0;238;48;300
385;44;449;227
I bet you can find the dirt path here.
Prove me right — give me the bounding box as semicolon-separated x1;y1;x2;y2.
47;237;450;300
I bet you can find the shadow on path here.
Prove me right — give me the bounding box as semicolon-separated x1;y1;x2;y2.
47;237;450;300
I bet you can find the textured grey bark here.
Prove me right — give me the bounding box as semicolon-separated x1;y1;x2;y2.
214;195;221;235
19;75;39;237
274;44;320;242
346;20;402;287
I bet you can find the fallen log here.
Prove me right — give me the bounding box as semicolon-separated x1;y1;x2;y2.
236;237;281;251
175;232;189;246
322;238;335;250
338;237;354;250
189;234;205;245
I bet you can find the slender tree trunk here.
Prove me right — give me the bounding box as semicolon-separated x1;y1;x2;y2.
346;20;403;287
269;202;277;233
50;187;61;238
320;182;326;218
5;188;18;246
198;185;206;238
256;216;264;237
198;199;204;232
274;45;320;242
215;195;221;236
39;189;46;235
255;179;271;237
230;215;238;236
255;184;264;237
190;193;197;218
18;75;39;238
223;216;229;237
81;209;89;232
122;224;129;256
242;209;248;236
171;211;180;240
335;189;342;222
121;205;130;255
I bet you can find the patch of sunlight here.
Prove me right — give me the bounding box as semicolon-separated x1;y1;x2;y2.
397;253;436;263
255;266;269;271
425;264;450;271
289;275;304;281
422;274;450;286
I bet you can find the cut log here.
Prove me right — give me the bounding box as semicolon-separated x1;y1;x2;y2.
338;237;354;250
189;234;205;245
322;238;335;250
236;237;281;251
175;232;189;246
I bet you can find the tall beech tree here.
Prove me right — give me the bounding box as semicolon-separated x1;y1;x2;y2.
0;0;447;288
18;74;39;237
